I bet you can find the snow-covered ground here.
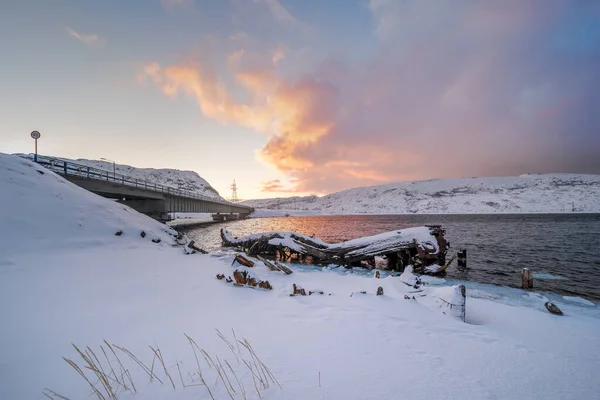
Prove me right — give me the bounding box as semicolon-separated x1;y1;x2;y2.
1;153;600;399
243;174;600;215
16;153;224;201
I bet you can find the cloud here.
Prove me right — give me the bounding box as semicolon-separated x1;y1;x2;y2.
66;27;103;45
142;1;600;194
140;57;337;183
272;46;285;64
260;179;296;192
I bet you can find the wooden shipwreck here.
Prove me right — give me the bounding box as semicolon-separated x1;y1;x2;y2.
220;225;448;273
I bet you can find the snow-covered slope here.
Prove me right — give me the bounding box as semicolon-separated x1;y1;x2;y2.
0;153;177;255
17;153;223;200
243;174;600;214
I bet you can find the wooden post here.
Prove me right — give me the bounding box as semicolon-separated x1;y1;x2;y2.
457;249;467;268
521;268;533;289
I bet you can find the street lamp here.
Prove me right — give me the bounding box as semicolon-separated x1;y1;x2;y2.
101;157;116;179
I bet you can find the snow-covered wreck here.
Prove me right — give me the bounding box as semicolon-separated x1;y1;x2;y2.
220;225;448;273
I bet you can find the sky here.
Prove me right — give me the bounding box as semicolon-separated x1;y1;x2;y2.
1;0;599;200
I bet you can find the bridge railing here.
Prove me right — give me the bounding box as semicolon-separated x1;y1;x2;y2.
29;155;252;209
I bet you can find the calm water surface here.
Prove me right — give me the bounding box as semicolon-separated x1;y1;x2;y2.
182;214;600;301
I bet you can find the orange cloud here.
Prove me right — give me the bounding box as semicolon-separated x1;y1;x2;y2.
260;179;297;192
141;60;336;179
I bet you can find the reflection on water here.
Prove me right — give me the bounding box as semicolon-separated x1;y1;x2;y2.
181;214;600;301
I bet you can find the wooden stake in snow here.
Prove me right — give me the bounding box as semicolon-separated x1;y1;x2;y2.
521;268;533;289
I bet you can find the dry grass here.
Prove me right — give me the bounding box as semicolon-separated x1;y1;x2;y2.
43;330;280;400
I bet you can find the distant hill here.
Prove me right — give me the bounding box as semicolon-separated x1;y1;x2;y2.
242;174;600;214
16;153;223;200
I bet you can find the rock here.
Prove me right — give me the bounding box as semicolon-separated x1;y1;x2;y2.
225;276;233;283
376;286;384;296
545;301;563;315
309;290;324;296
152;238;161;243
115;230;123;236
140;231;146;238
216;274;225;280
374;271;381;279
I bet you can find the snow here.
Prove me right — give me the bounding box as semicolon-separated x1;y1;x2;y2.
2;152;600;399
244;173;600;214
168;212;214;227
563;296;595;306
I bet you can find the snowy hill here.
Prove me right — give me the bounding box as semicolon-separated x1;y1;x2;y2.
243;174;600;214
0;153;178;255
16;153;223;200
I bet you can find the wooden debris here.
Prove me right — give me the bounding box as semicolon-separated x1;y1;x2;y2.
233;270;248;285
257;255;280;271
221;226;448;271
376;286;384;296
232;254;255;268
188;240;208;254
374;270;381;279
152;238;161;243
274;261;293;275
545;301;563;315
521;268;534;289
457;249;467;268
291;284;306;296
183;241;195;254
115;230;123;236
259;280;273;290
309;290;324;296
425;257;455;275
228;269;272;290
216;274;225;280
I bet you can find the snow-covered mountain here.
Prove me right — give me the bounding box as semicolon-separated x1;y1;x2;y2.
243;174;600;214
16;153;223;200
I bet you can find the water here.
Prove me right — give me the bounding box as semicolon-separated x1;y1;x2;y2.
181;214;600;301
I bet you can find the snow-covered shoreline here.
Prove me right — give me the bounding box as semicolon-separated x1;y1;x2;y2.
2;153;600;399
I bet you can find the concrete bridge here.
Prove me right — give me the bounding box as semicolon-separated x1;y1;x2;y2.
32;155;254;221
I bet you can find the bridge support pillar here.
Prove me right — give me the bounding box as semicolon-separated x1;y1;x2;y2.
117;199;170;222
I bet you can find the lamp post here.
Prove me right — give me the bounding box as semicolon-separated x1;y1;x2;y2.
101;157;116;179
30;131;41;162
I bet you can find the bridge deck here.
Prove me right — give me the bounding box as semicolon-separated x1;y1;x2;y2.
27;155;253;220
